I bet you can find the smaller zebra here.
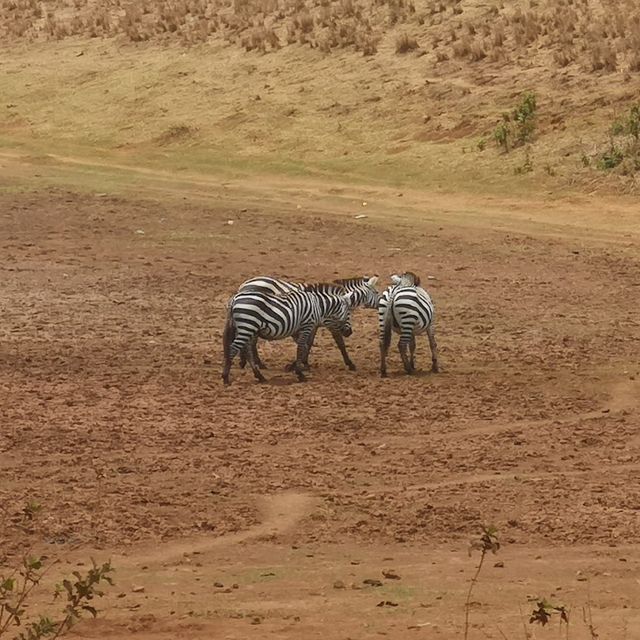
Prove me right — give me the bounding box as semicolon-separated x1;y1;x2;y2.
222;284;355;385
379;271;439;377
237;275;380;371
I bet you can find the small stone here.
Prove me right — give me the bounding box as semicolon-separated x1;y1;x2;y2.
333;580;346;589
214;582;224;588
494;561;504;568
363;578;383;587
132;585;145;593
232;583;239;589
382;570;401;580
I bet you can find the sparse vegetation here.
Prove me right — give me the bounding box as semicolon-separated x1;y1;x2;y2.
0;555;113;639
493;92;537;154
395;32;418;54
595;104;640;173
529;598;569;629
463;526;500;640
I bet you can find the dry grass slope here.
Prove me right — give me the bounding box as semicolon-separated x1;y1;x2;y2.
1;0;640;192
3;0;640;70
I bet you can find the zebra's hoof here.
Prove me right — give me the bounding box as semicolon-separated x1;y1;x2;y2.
347;363;357;371
380;372;388;378
284;362;296;372
431;365;440;373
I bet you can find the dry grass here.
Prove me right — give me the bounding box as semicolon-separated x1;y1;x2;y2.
395;31;418;53
1;0;639;73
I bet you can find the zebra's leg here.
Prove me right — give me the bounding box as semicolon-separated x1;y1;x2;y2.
427;325;439;373
398;332;413;375
331;329;357;371
245;339;267;383
409;335;416;372
241;337;266;370
251;337;267;369
291;327;315;382
286;328;316;371
302;326;317;370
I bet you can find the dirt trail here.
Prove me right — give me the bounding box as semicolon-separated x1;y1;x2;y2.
114;493;318;569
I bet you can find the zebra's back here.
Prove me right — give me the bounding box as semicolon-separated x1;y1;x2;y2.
238;276;302;296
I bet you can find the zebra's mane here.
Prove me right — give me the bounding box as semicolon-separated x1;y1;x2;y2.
333;276;370;286
299;282;346;294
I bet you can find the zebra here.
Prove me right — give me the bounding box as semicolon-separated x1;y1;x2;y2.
378;271;439;377
222;283;356;385
236;275;380;371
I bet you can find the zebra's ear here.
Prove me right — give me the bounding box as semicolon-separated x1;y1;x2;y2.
367;275;379;287
391;274;402;284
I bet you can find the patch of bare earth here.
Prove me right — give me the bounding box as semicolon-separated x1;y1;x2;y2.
1;186;640;637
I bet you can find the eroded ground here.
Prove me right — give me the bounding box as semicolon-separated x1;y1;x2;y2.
1;183;640;638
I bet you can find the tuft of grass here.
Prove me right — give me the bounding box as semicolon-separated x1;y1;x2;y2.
395;32;418;53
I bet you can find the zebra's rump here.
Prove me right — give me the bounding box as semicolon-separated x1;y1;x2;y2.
379;285;435;334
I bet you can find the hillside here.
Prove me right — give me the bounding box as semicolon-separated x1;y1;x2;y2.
1;0;639;193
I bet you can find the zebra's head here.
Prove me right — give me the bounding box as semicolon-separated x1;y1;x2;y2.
323;291;356;337
333;275;381;309
391;272;421;287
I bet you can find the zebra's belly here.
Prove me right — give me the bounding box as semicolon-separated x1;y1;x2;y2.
392;325;427;335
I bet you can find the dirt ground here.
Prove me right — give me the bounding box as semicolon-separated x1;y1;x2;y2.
2;177;640;638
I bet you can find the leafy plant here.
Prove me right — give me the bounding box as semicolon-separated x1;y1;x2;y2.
464;526;500;640
493;92;537;153
598;140;624;170
494;119;510;152
0;556;113;640
529;599;569;627
513;91;537;145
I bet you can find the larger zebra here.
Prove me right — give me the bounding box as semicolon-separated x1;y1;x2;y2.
379;271;439;377
222;283;356;385
236;275;380;371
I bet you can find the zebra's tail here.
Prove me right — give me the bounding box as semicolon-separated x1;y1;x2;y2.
222;303;236;363
381;300;393;354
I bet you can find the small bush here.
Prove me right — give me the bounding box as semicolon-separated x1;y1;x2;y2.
598;142;624;169
395;32;418;53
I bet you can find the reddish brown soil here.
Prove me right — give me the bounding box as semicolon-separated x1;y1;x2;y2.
1;187;640;638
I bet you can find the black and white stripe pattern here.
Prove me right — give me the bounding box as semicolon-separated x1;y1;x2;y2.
378;272;439;377
222;284;355;385
236;275;379;371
